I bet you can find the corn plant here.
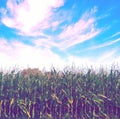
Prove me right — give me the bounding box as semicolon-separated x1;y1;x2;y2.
0;67;120;119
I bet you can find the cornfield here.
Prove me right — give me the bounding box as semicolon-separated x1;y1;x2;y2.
0;67;120;119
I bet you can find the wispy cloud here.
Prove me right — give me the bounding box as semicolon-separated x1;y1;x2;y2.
29;6;101;50
0;1;101;50
0;37;119;70
0;0;64;36
33;37;58;49
65;49;118;69
0;38;66;70
111;32;120;38
96;49;116;63
57;7;101;50
90;38;120;50
0;1;119;70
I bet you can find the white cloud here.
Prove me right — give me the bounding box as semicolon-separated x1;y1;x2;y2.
66;49;119;69
66;55;94;68
19;6;101;51
33;37;58;49
58;7;101;50
32;7;101;50
95;50;120;69
59;29;100;50
0;38;66;70
0;38;120;71
0;0;64;35
1;3;101;50
96;50;116;64
111;32;120;38
90;38;120;50
59;18;95;38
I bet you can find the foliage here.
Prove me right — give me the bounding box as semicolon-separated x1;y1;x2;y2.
0;67;120;118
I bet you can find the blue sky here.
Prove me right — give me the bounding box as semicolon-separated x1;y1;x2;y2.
0;0;120;70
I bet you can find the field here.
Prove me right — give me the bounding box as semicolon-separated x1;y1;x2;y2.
0;66;120;119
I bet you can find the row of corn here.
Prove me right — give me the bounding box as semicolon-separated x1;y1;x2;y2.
0;67;120;118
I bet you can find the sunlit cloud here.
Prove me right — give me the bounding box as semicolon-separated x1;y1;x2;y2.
1;1;101;49
0;38;66;70
83;31;120;52
90;38;120;50
111;32;120;38
0;1;120;70
1;38;119;70
0;0;64;35
30;7;101;50
58;7;101;49
96;50;116;64
65;49;119;69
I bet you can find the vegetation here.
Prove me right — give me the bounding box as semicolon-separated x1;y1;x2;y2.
0;66;120;119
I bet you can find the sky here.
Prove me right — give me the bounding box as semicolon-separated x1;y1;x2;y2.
0;0;120;70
